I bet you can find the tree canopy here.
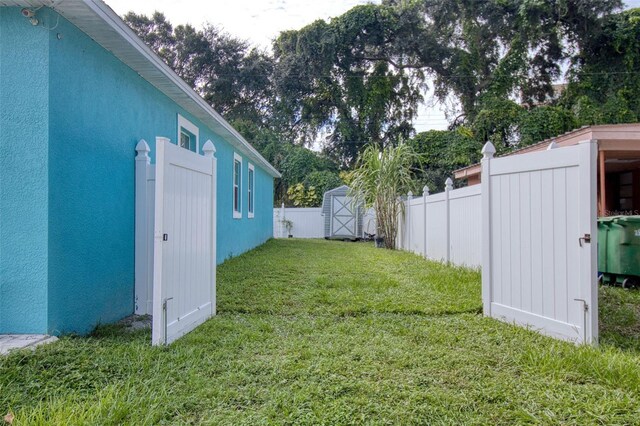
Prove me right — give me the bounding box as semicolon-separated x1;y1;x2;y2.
124;2;640;202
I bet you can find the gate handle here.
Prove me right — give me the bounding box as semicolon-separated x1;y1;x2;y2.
579;233;591;247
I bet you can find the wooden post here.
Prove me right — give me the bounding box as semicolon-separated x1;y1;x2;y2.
599;150;606;216
423;185;429;258
203;140;217;315
134;139;151;315
481;141;496;317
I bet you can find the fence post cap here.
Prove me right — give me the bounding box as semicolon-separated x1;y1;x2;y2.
203;140;216;157
445;177;453;190
423;185;430;196
135;139;150;162
407;191;413;199
546;140;558;150
481;141;496;159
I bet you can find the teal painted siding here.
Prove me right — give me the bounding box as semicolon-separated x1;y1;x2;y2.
0;8;50;334
0;8;275;335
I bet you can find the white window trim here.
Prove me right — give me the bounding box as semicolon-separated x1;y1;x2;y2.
233;153;242;219
177;114;200;153
248;163;255;219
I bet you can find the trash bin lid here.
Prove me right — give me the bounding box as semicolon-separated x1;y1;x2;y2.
612;215;640;223
598;216;619;223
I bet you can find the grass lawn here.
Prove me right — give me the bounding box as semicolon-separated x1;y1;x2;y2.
1;239;640;425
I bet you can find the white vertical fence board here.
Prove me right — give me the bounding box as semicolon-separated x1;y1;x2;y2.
500;175;512;307
519;173;532;313
552;168;568;323
530;172;543;316
540;170;555;319
491;176;502;305
566;166;581;329
510;173;522;310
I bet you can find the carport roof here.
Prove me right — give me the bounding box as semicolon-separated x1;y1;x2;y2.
0;0;281;178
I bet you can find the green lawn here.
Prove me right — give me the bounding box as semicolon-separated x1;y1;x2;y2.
1;239;639;425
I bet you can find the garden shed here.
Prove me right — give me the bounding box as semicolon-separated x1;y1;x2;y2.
322;185;364;240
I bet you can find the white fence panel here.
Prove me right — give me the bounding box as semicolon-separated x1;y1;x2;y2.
397;180;481;268
407;197;424;254
424;192;449;263
274;207;376;239
273;206;324;238
449;186;481;267
482;140;597;344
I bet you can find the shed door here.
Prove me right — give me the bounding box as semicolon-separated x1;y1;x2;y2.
152;138;217;345
482;141;598;344
331;195;356;237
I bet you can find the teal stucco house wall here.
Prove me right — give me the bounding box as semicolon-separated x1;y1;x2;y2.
0;0;280;335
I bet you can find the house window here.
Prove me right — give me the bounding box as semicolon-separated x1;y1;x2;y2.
248;163;255;218
233;153;242;218
177;114;199;153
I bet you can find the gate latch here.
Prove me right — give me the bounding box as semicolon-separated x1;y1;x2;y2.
163;233;169;241
579;233;591;247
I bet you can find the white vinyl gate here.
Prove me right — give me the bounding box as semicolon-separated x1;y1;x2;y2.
135;137;217;345
481;140;598;344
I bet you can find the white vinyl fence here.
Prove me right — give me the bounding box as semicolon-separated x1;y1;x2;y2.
397;179;481;268
273;206;324;238
273;205;376;239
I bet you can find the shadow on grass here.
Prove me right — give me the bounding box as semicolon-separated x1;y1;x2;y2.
88;323;151;344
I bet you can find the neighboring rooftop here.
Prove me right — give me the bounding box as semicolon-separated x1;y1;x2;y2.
454;123;640;181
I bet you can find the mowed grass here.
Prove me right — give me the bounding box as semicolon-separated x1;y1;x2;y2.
0;239;639;425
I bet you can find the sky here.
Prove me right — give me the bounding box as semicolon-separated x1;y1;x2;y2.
105;0;640;134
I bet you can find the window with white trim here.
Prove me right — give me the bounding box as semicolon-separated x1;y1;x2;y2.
248;163;255;218
233;153;242;218
177;114;199;153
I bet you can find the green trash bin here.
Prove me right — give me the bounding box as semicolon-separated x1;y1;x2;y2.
598;216;616;283
599;215;640;288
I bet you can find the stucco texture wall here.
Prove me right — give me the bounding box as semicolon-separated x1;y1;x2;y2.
0;8;50;334
0;8;274;335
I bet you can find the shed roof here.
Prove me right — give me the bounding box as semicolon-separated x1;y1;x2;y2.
324;185;351;195
1;0;281;178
